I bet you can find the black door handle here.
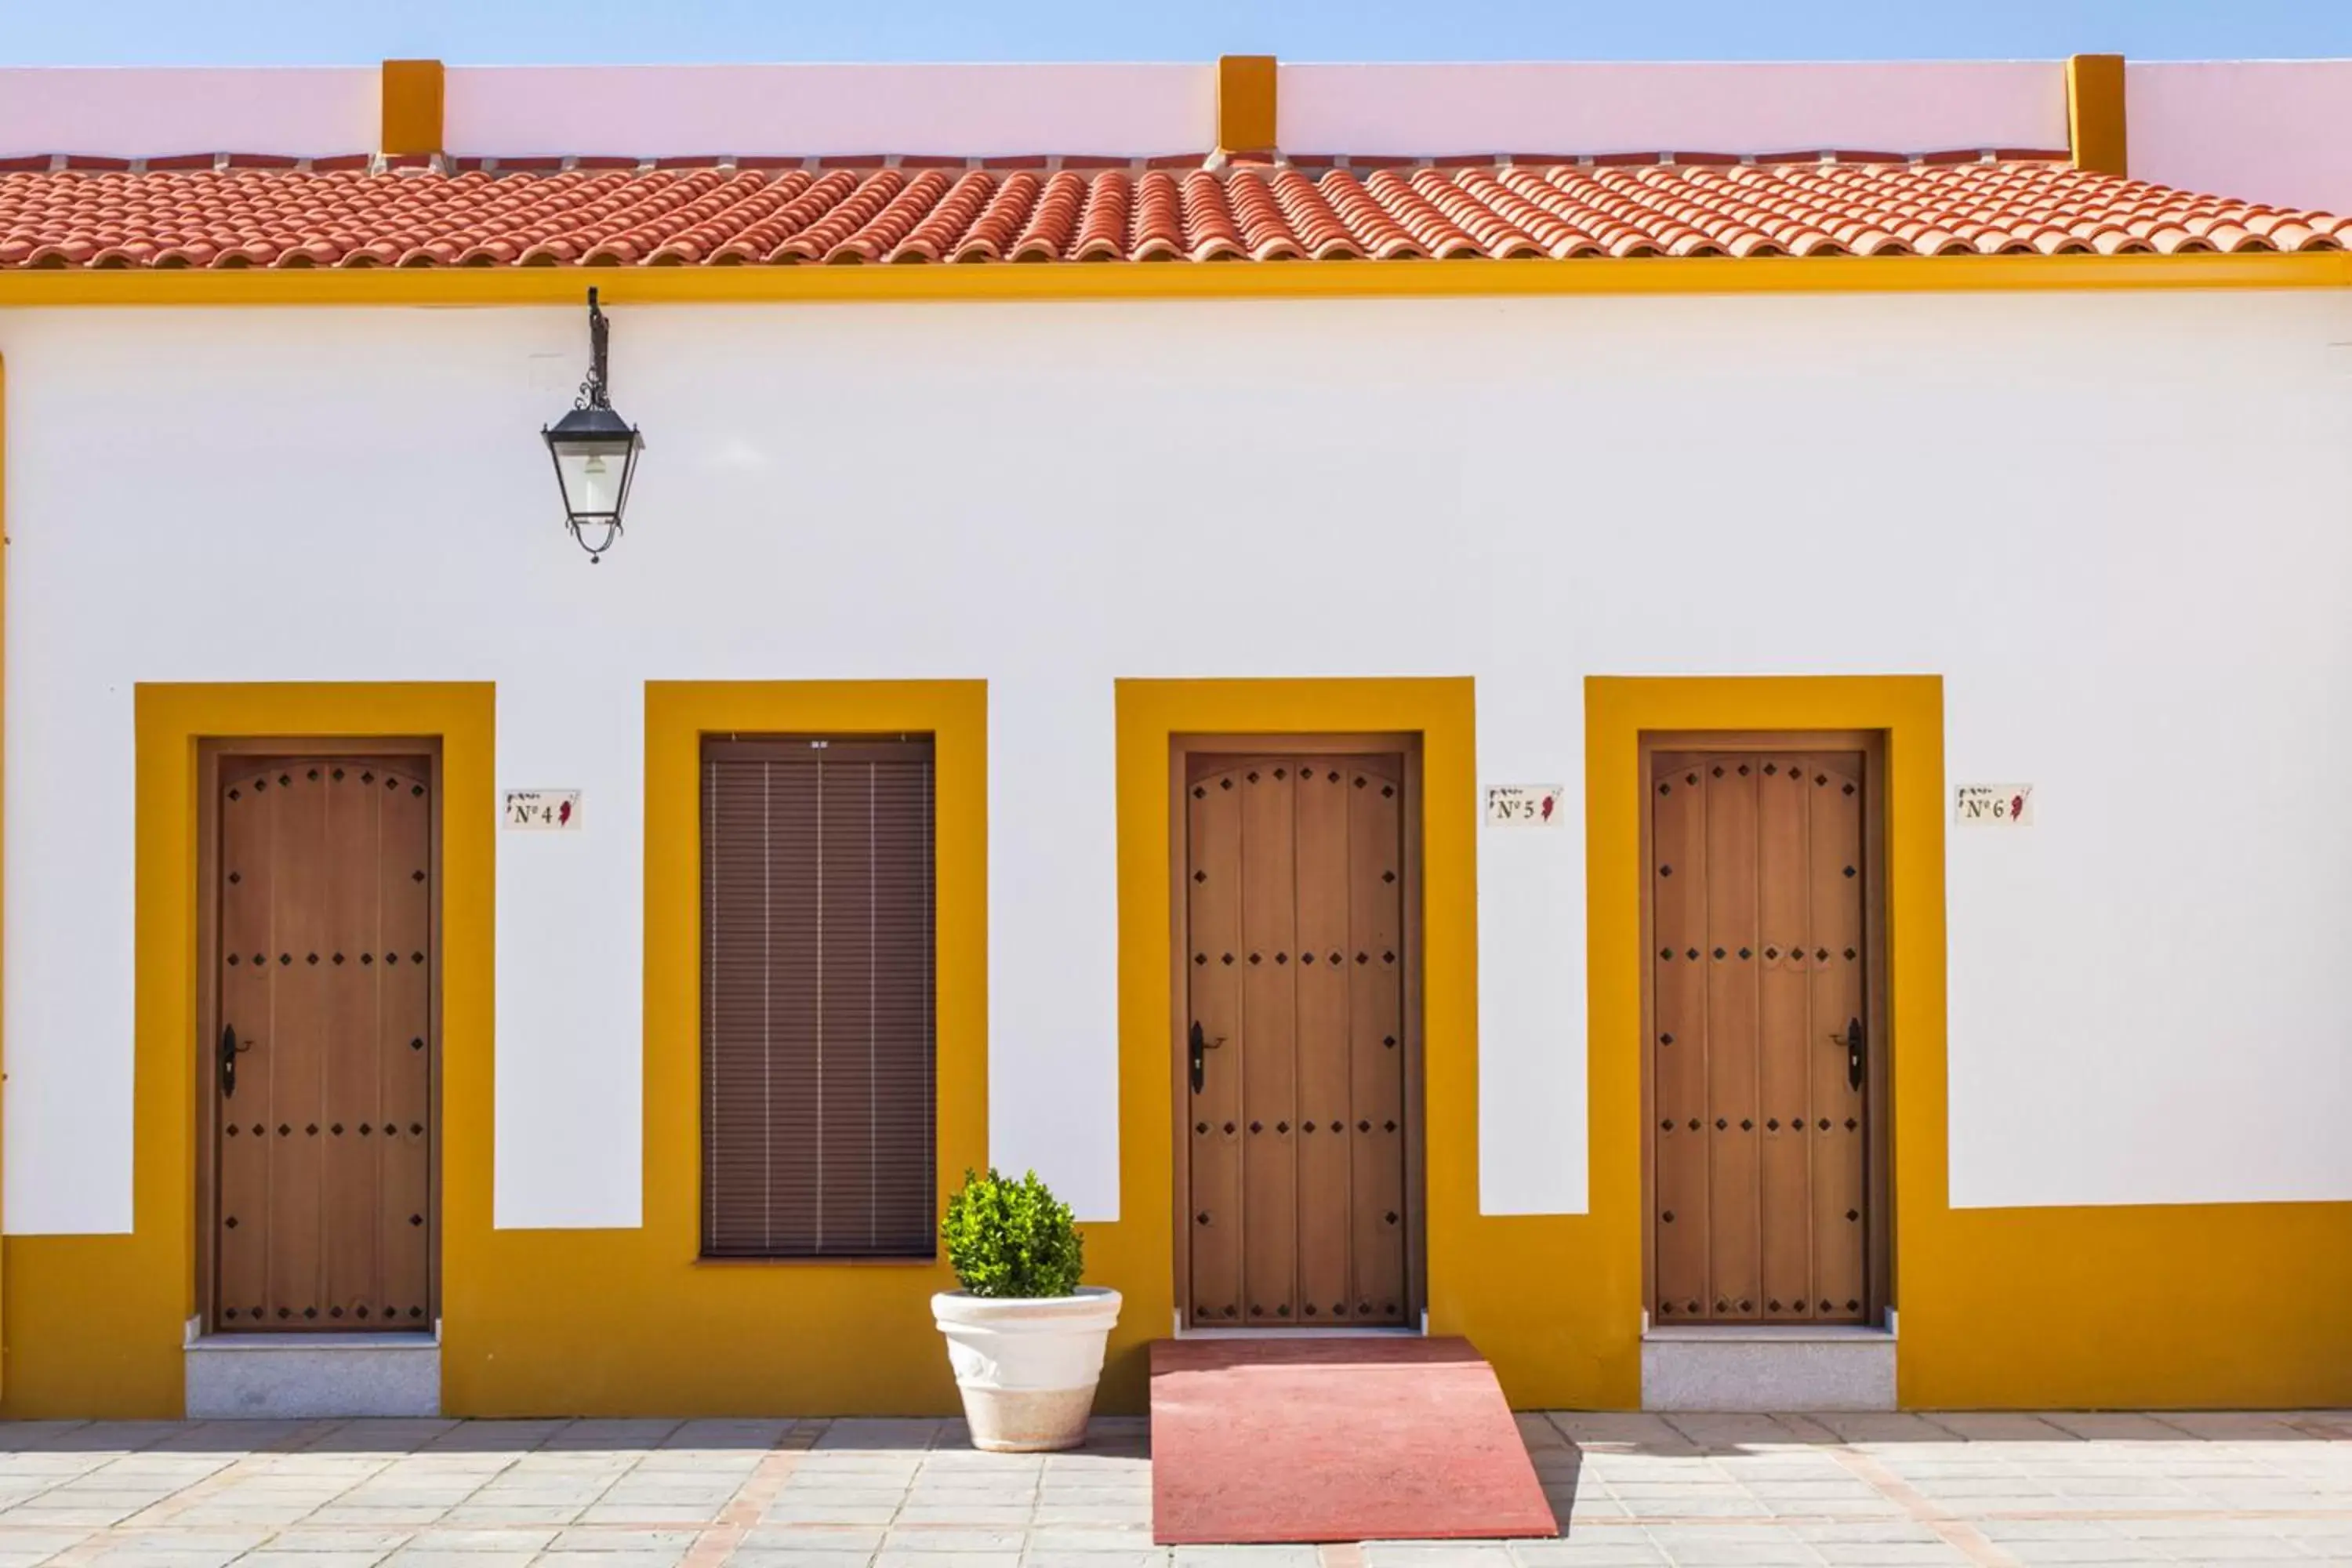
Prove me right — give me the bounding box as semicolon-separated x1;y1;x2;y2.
1843;1016;1864;1092
1189;1020;1207;1095
220;1023;252;1099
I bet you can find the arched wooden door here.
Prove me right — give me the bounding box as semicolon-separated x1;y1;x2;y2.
205;749;437;1333
1178;744;1416;1329
1646;741;1882;1326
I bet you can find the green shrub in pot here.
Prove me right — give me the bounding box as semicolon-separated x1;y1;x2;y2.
931;1167;1120;1452
942;1167;1084;1299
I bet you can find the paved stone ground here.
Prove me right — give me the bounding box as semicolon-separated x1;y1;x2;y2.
0;1410;2344;1568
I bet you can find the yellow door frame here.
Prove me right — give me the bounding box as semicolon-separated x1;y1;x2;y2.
0;682;492;1417
1098;677;1475;1406
1588;677;1940;1396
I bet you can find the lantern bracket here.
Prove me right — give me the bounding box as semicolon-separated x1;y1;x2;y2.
540;285;643;564
578;286;612;412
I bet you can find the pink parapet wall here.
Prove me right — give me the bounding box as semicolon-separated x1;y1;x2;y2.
441;63;1218;161
1278;61;2071;158
0;67;377;159
2;56;2350;220
2130;61;2352;216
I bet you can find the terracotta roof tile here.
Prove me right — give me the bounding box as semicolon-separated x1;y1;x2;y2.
0;158;2342;270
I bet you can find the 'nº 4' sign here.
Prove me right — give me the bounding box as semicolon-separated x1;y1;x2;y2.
503;789;583;830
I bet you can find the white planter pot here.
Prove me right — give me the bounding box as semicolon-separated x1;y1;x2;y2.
931;1287;1122;1453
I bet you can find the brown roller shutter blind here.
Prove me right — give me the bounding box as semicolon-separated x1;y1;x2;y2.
701;735;936;1259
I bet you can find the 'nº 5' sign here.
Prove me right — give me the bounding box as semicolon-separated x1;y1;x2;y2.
1486;784;1565;827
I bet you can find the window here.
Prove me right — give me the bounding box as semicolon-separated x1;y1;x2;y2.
700;735;936;1258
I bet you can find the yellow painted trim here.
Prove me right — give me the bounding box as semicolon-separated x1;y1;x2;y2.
0;683;493;1417
1;677;992;1417
1101;679;1496;1407
1588;675;2352;1409
1218;54;1279;155
0;252;2340;310
2067;53;2129;178
0;350;8;1403
381;59;446;158
435;678;987;1417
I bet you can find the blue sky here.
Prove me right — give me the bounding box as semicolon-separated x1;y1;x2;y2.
7;0;2350;66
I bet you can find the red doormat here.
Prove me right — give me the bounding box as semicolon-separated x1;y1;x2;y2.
1149;1337;1557;1544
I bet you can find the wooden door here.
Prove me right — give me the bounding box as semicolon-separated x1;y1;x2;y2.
210;755;434;1332
1648;746;1873;1325
1181;750;1410;1328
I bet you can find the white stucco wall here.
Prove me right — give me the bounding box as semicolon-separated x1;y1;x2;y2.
5;289;2350;1235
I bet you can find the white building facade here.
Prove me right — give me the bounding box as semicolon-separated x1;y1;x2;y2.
0;53;2346;1418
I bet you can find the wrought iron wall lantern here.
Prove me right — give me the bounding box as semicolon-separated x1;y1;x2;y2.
542;287;643;562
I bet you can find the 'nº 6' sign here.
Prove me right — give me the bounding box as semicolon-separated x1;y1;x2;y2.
1954;783;2033;827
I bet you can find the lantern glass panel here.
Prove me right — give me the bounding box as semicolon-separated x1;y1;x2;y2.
550;434;634;521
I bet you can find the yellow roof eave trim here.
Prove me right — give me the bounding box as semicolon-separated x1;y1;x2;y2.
0;250;2342;307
